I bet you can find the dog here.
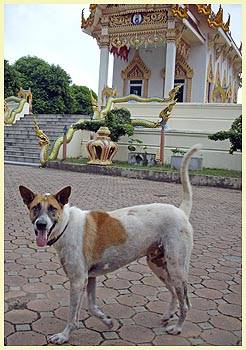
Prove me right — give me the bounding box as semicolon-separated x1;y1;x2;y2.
19;144;201;344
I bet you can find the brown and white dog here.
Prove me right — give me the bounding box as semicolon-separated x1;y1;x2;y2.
19;144;201;344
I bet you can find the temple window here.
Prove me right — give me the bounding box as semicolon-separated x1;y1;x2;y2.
129;79;143;96
174;79;185;102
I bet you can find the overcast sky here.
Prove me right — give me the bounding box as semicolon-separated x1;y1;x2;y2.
4;4;242;98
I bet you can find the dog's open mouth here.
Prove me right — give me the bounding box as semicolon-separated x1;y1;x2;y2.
35;230;48;247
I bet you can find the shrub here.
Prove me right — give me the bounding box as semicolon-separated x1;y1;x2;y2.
74;108;134;142
208;115;242;154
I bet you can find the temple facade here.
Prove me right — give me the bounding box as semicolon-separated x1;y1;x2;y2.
81;4;241;106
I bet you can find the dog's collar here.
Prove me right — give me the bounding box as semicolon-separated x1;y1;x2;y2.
47;222;69;246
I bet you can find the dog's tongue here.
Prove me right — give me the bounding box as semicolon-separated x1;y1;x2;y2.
36;231;48;247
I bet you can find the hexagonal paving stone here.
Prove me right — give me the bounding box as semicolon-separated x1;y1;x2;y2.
40;274;68;285
146;300;168;314
218;303;241;318
4;321;14;337
22;282;51;294
85;316;120;332
36;261;60;271
19;268;45;278
27;298;60;312
153;334;190;345
194;287;223;300
201;328;238;345
202;279;228;290
54;306;89;321
104;278;131;290
69;328;103;345
47;288;69;303
119;325;155;343
103;303;135;319
5;309;38;324
7;331;47;345
210;314;241;330
32;316;66;336
117;294;147;307
96;287;119;300
223;293;241;305
141;276;163;287
133;311;161;328
130;284;157;297
189;297;216;311
101;339;134;345
117;270;142;281
186;308;210;323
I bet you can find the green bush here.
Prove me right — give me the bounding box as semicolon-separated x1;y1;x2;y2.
74;108;134;142
208;115;242;154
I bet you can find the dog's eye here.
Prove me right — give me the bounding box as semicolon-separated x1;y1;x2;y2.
48;205;56;212
32;204;41;213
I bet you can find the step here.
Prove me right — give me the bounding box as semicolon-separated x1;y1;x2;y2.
4;160;41;167
5;149;40;157
4;155;40;164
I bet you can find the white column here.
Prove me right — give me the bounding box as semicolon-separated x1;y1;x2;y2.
98;46;109;108
164;40;177;98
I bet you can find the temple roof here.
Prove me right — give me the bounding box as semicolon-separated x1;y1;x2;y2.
81;4;241;60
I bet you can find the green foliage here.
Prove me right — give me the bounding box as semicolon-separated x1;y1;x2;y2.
4;56;96;115
74;108;134;142
13;56;72;114
4;60;21;98
208;115;242;154
128;138;148;153
171;148;186;156
70;84;96;115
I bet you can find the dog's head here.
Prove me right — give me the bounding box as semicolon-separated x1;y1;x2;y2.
19;185;71;247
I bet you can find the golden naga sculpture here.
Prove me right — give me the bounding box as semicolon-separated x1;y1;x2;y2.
17;87;33;113
207;5;230;32
172;4;188;19
33;86;180;167
86;127;118;165
101;86;118;106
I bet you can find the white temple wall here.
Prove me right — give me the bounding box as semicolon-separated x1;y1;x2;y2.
112;47;166;98
188;44;207;102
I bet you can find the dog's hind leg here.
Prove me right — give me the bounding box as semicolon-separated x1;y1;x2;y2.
87;277;113;328
163;244;190;335
146;242;178;323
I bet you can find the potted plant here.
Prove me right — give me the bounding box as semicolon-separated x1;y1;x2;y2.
170;147;202;170
128;138;156;166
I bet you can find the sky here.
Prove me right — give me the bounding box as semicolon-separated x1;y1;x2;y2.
4;4;242;98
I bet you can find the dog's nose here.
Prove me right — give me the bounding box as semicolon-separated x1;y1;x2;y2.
36;219;47;231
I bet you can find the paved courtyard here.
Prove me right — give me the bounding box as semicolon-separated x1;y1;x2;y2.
4;164;242;346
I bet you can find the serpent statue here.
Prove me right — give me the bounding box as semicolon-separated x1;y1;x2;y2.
33;86;180;166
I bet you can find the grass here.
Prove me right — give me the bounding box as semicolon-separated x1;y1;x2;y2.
64;157;242;178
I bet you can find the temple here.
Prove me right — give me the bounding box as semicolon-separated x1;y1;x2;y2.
81;4;242;106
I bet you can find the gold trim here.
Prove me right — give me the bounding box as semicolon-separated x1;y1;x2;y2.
212;83;227;103
121;51;151;97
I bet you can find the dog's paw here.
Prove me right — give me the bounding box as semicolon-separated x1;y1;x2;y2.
48;332;69;344
102;316;113;328
165;324;182;335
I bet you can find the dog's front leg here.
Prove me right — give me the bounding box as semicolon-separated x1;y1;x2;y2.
48;277;88;345
87;277;113;328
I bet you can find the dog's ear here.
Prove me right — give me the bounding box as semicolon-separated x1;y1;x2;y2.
19;185;36;207
54;186;71;206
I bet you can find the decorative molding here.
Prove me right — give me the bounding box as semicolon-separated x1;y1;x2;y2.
207;55;214;83
212;83;227;103
121;51;151;97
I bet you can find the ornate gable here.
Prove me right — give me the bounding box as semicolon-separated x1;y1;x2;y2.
121;51;151;80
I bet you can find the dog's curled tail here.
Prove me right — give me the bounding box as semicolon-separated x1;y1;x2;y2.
179;144;202;218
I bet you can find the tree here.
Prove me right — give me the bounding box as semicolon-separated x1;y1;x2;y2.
13;56;72;114
4;60;21;98
70;84;96;115
208;115;242;154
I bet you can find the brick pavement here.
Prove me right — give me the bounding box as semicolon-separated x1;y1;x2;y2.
4;164;242;346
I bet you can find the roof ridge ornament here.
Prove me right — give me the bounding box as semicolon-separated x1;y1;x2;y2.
172;4;188;19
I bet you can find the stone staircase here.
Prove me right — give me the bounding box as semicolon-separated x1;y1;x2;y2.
4;114;87;165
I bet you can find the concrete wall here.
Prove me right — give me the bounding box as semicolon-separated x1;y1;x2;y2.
78;103;241;171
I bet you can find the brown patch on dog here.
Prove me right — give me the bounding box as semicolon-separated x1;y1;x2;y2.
83;211;127;264
147;241;165;267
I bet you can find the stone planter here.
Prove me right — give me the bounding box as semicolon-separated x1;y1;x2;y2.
128;152;156;166
171;155;203;170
